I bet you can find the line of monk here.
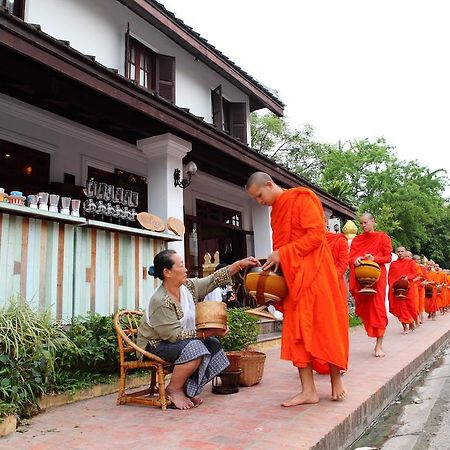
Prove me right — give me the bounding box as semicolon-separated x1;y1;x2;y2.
245;172;449;408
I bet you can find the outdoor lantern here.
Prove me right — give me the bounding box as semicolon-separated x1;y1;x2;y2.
173;161;197;189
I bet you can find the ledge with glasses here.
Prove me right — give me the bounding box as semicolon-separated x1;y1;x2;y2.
0;202;181;242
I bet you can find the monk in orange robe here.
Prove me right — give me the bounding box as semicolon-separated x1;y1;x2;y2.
405;251;421;327
413;255;427;324
246;172;349;406
388;247;418;333
313;232;349;375
349;213;392;357
424;261;438;320
434;264;446;314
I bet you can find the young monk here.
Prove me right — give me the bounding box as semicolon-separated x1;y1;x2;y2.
388;247;419;333
424;260;438;320
434;264;446;315
405;251;421;328
246;172;349;406
313;230;349;375
413;254;426;324
349;213;392;357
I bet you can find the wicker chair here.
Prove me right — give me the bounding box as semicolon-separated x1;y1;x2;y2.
113;310;173;410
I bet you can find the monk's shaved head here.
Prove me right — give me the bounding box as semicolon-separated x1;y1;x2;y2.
413;254;421;262
360;212;374;220
245;172;274;190
396;246;406;252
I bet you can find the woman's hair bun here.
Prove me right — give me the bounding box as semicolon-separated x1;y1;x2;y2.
148;266;155;277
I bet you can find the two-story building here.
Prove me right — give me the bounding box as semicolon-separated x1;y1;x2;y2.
0;0;355;320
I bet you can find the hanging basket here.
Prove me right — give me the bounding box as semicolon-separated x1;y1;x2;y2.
238;350;266;387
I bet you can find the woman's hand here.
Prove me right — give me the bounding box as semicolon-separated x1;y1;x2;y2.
228;256;260;276
262;251;280;272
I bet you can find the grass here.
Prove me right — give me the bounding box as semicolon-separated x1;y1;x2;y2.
349;312;363;327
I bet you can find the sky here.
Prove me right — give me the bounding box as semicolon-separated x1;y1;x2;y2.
161;0;450;192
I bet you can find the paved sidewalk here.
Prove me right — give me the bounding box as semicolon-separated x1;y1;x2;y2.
2;313;450;450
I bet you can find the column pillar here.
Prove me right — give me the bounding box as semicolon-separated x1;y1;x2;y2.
137;133;192;257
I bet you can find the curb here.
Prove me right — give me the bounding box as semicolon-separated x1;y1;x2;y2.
0;415;17;437
38;374;149;412
312;328;450;450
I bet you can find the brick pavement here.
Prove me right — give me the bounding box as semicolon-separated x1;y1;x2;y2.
1;313;450;450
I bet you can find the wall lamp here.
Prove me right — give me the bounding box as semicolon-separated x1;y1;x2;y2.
173;161;197;189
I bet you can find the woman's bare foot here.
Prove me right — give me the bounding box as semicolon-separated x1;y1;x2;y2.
166;387;194;410
281;391;319;407
190;396;203;407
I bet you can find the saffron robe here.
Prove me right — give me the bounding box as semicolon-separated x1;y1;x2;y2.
388;259;418;324
313;232;349;374
415;264;427;314
425;270;438;314
349;231;392;337
435;271;446;309
271;188;349;370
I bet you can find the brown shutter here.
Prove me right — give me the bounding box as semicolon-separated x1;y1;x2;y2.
211;85;223;129
229;102;247;143
124;22;130;78
155;54;175;103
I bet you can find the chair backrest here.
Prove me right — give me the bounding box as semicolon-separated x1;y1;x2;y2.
113;309;167;365
114;310;143;362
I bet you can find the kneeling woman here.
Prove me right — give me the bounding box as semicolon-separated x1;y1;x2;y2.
137;249;259;410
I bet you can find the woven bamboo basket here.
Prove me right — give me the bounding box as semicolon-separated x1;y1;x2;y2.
238;351;266;387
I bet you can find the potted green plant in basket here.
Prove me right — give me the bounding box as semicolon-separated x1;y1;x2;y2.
220;308;267;387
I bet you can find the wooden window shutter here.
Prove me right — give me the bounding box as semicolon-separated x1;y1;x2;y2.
229;102;247;143
155;54;175;103
211;85;223;129
124;22;130;78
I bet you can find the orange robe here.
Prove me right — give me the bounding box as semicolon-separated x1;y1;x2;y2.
425;270;438;313
326;232;349;305
416;264;427;314
349;231;392;337
313;232;349;374
271;188;349;370
435;271;446;309
388;259;418;324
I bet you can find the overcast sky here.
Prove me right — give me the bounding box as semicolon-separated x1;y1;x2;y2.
162;0;450;192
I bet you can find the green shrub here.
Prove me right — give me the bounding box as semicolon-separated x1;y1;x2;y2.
220;308;259;352
55;314;119;377
0;299;74;418
349;312;363;327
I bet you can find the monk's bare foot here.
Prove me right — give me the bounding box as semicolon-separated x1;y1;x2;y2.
409;323;415;331
374;347;386;357
166;387;194;410
402;330;409;335
190;396;203;407
281;391;319;407
331;376;347;401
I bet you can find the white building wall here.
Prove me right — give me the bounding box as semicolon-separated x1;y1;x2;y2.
26;0;251;144
0;94;147;187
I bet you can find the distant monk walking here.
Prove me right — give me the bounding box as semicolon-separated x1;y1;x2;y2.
413;254;426;324
246;172;349;406
349;213;392;357
388;247;419;334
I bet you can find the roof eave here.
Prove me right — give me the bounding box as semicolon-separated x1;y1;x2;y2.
117;0;284;116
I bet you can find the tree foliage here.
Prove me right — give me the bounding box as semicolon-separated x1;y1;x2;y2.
250;112;450;266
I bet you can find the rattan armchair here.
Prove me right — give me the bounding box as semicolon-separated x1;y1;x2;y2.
114;310;173;410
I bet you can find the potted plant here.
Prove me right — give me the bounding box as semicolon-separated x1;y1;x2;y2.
220;308;267;387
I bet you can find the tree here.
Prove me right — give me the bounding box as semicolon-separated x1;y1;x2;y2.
250;112;327;184
250;112;450;266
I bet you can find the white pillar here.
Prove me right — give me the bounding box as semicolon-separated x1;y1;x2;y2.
137;133;192;257
251;203;272;259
